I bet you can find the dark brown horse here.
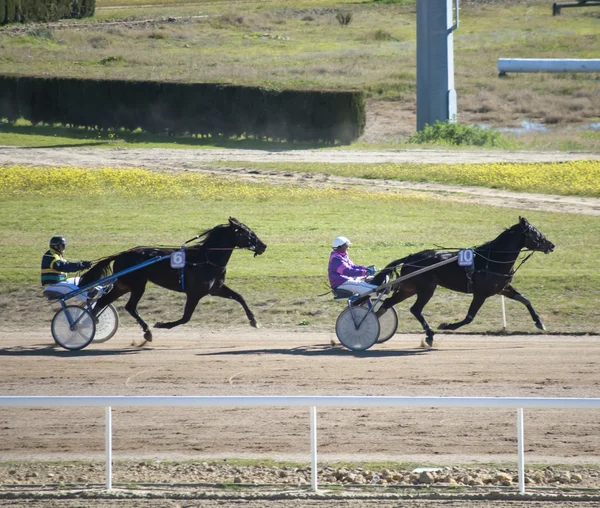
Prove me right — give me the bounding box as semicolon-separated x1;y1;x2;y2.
369;217;554;347
79;218;267;343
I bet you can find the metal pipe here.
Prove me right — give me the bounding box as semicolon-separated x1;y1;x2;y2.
106;407;112;490
2;395;599;409
310;407;318;492
517;408;525;494
60;254;171;302
498;58;600;75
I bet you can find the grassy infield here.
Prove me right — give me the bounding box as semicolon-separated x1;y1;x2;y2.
1;1;600;334
1;164;599;334
0;0;599;478
0;1;599;332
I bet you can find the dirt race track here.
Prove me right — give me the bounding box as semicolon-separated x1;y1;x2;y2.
1;327;599;506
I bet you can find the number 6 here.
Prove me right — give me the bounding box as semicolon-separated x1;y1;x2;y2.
170;250;186;269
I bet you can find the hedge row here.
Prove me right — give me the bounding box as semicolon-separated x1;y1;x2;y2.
0;0;94;25
0;75;366;143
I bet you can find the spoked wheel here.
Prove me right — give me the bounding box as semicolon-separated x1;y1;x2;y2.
51;305;96;351
335;306;380;351
374;304;399;343
93;304;119;343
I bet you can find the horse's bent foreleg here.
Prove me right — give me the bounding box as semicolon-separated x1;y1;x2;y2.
409;286;437;347
439;293;487;331
210;284;259;328
500;284;545;330
124;287;152;341
154;294;202;329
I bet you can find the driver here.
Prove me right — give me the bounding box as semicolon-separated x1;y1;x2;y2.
41;236;93;301
328;236;378;295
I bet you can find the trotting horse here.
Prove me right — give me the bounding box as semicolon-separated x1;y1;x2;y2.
369;217;554;347
79;217;267;344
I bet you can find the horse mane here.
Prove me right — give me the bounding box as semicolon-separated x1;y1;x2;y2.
475;223;520;252
184;223;229;250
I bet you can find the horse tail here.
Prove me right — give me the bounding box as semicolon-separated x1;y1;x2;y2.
370;256;411;286
78;255;117;287
383;255;411;271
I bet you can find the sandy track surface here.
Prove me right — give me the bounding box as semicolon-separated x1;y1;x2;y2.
2;146;600;216
2;327;599;463
2;327;599;506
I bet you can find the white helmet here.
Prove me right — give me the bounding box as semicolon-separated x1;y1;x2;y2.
332;236;351;248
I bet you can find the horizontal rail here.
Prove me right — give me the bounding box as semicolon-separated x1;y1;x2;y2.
498;58;600;74
1;395;599;409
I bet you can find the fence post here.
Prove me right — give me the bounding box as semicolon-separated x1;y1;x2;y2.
106;406;112;490
310;406;318;492
517;408;525;494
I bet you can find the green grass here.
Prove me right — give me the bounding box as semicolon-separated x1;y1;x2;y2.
1;170;598;334
1;0;598;149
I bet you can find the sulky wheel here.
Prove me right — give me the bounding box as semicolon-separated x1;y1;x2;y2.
335;306;380;351
51;305;96;351
374;304;399;343
93;304;119;343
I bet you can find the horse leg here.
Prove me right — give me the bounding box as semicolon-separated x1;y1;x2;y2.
500;284;545;330
91;287;127;321
409;286;437;347
438;293;487;331
123;286;153;342
209;284;260;328
154;293;203;329
377;284;415;316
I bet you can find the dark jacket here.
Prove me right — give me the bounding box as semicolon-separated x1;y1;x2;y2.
40;248;85;286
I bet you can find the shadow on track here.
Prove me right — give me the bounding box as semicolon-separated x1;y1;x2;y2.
198;344;433;358
0;344;146;357
0;122;326;151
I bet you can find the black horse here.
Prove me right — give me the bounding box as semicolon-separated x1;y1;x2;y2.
79;217;267;344
369;217;555;347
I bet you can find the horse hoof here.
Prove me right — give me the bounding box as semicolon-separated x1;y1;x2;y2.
250;320;260;329
143;330;153;342
536;322;546;331
154;322;163;329
425;337;434;348
438;323;448;330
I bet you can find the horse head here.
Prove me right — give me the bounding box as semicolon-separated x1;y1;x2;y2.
519;217;555;254
229;217;267;256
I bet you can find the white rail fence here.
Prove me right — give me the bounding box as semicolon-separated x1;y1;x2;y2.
1;395;599;493
498;58;600;75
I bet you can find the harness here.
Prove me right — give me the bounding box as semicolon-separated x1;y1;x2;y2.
172;230;248;290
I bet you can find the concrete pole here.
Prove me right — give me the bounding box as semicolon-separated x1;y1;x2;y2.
416;0;458;131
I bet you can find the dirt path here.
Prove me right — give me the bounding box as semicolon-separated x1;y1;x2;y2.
2;146;600;215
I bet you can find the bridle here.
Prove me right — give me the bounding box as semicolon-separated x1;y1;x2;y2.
182;226;258;268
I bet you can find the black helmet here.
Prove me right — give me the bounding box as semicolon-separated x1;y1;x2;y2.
49;236;67;248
